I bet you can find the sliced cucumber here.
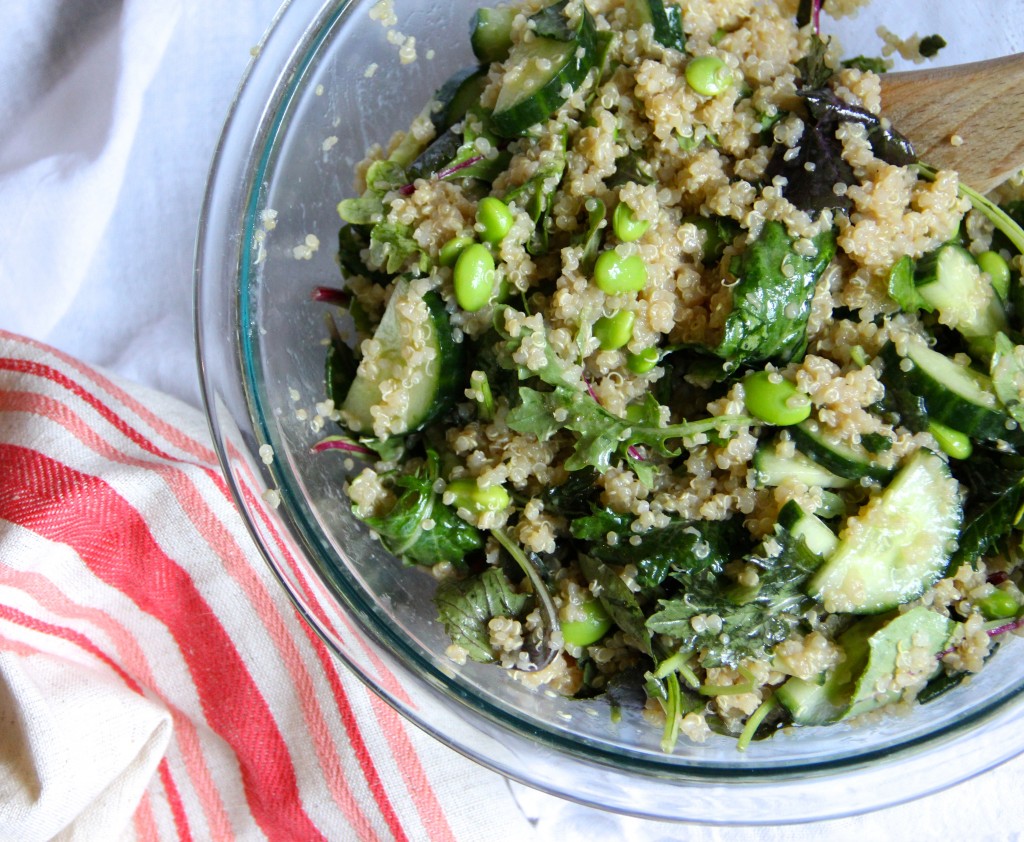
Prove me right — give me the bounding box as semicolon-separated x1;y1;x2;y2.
625;0;686;52
752;445;854;489
807;449;962;614
791;421;893;482
880;338;1017;444
430;66;489;133
777;500;838;559
471;6;517;64
491;4;598;137
915;243;1007;357
340;280;462;438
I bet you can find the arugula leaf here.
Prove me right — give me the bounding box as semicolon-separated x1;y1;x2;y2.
712;221;836;371
503;129;568;255
586;518;744;590
507;384;750;475
435;568;529;663
646;531;820;667
367;222;430;275
406;122;509;186
357;453;482;568
572;197;606;272
577;553;653;656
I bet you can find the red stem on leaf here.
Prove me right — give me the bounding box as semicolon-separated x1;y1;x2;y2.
311;438;372;456
399;155;486;196
312;286;351;307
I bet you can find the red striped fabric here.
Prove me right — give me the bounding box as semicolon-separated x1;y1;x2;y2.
0;333;526;841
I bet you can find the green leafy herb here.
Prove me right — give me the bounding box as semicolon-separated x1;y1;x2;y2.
325;328;359;407
570;505;633;541
795;33;834;89
503;128;568;255
367;222;430;275
406;121;509;186
646;531;820;667
584;518;744;590
507;385;750;475
356;453;482;568
918;35;947;59
435;568;529;663
712;221;837;371
337;160;407;225
572;197;606;271
530;0;576;41
577;553;653;656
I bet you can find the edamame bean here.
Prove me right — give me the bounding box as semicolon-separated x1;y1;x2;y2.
928;420;972;460
742;370;811;426
560;597;612;648
444;477;510;513
612;202;650;243
476;196;514;245
594;310;635;350
977;589;1020;621
978;250;1011;300
594;249;647;294
439;235;474;268
627;347;660;373
453;243;495;312
685;55;733;97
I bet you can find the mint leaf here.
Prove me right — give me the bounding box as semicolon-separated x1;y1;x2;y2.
435;568;529;663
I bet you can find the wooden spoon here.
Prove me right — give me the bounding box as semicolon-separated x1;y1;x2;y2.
880;52;1024;194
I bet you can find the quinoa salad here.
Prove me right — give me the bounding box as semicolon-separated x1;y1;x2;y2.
308;0;1024;750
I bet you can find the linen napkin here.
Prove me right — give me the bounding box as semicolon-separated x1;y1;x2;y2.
0;331;536;842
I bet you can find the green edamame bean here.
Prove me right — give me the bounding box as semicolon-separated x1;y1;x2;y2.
627;347;660;374
445;477;510;513
594;310;635;350
560;597;612;647
439;235;475;268
928;420;972;460
594;249;647;294
742;371;811;426
685;55;734;97
476;196;514;245
612;202;650;243
978;589;1020;621
453;243;495;312
978;250;1011;300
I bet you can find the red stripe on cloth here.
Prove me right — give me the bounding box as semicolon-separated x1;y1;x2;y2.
0;603;193;842
1;388;384;838
0;444;327;842
133;792;160;842
0;333;217;464
4;564;233;840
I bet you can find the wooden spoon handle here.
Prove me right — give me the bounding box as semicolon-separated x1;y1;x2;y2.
880;52;1024;194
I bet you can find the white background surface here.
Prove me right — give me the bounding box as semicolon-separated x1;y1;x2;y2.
3;1;1024;838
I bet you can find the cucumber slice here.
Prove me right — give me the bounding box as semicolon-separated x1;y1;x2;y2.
752;445;854;489
340;280;462;438
491;5;597;137
471;6;517;64
774;673;848;726
777;500;838;559
915;243;1007;357
430;66;489;133
791;421;893;482
880;338;1017;444
625;0;686;51
808;449;962;614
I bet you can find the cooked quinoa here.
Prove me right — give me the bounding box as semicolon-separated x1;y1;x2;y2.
311;0;1024;750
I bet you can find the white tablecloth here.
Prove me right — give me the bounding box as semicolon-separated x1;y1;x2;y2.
2;1;1023;839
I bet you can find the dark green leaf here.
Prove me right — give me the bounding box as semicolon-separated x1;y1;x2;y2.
577;553;653;656
796;34;833;89
325;333;358;406
713;221;837;370
435;568;529;663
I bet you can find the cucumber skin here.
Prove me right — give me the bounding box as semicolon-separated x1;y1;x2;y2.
490;10;598;137
791;422;893;483
879;342;1021;446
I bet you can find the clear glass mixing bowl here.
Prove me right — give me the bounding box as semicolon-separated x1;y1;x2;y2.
195;0;1024;822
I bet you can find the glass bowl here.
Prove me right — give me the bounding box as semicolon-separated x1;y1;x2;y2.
195;0;1024;823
